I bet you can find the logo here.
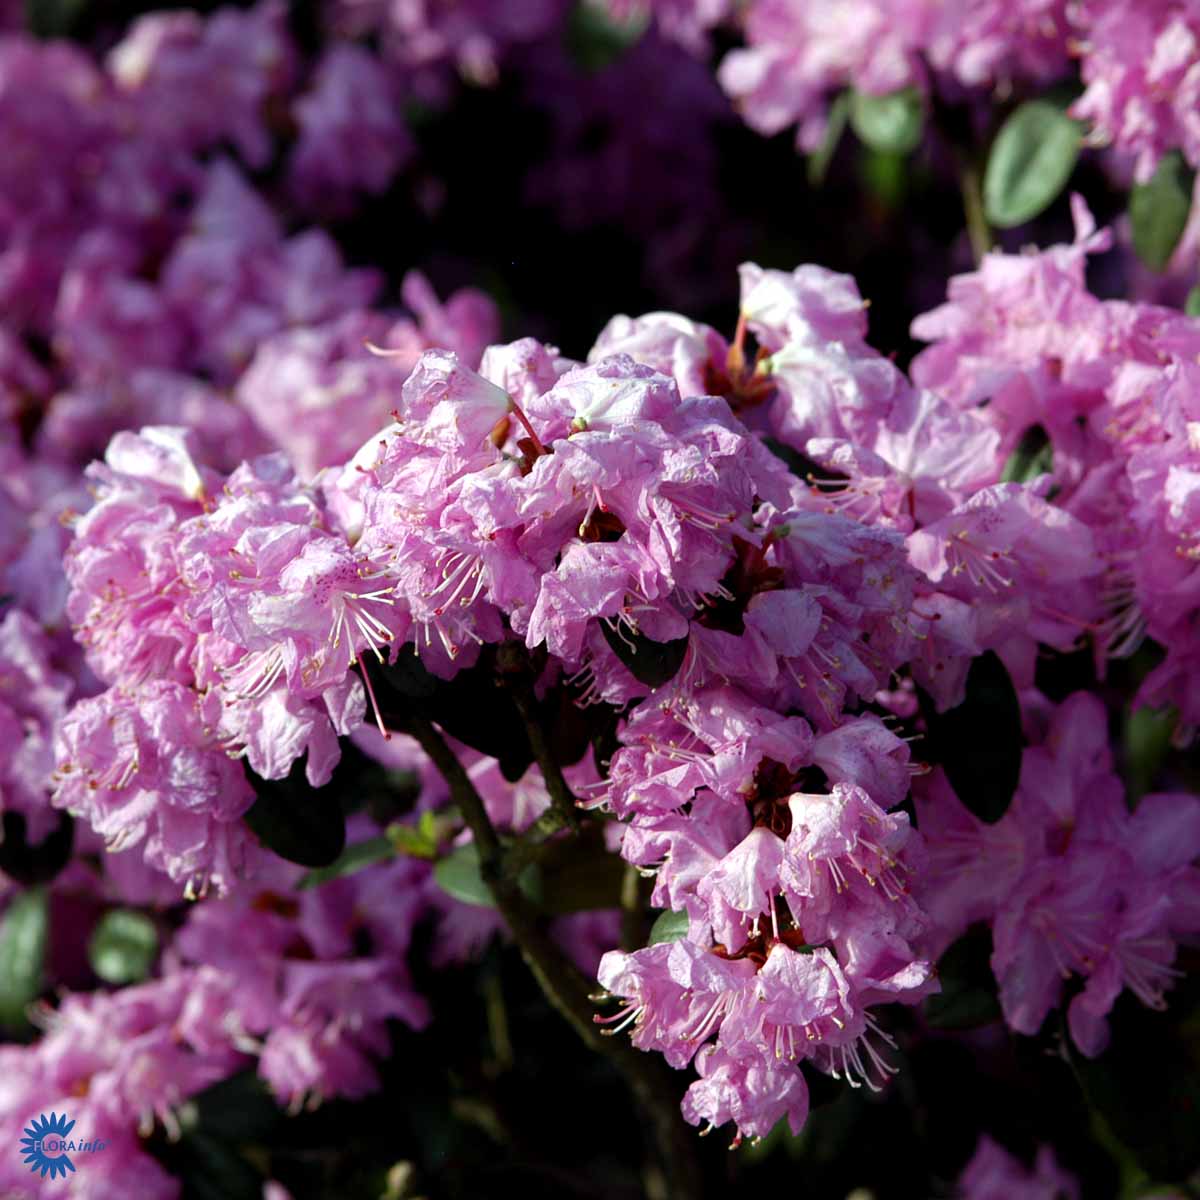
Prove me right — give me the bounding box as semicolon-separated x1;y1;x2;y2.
19;1112;107;1179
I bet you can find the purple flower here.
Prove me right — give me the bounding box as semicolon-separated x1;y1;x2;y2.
957;1135;1080;1200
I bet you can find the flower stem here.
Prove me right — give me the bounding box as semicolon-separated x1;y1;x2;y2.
507;677;581;833
960;163;992;264
400;714;704;1200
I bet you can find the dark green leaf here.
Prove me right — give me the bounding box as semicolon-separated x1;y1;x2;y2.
0;888;47;1027
807;92;850;186
923;925;1002;1030
1130;151;1196;271
983;100;1082;228
1186;285;1200;316
920;651;1023;823
600;622;689;689
565;0;648;73
0;811;74;886
1001;424;1054;484
374;651;534;776
849;88;924;155
1069;998;1200;1182
647;909;689;945
25;0;86;37
175;1133;263;1200
181;1071;282;1144
243;756;347;868
89;909;158;984
297;835;395;889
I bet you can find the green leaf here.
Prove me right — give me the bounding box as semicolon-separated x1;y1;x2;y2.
180;1071;282;1144
434;843;496;908
1122;705;1176;804
243;756;347;869
565;0;648;73
173;1133;263;1200
1185;285;1200;316
920;651;1023;823
983;100;1082;228
807;92;850;187
859;148;908;209
25;0;86;37
1130;151;1196;271
923;924;1002;1030
647;909;689;945
89;909;158;984
386;810;443;860
1069;998;1200;1183
374;650;534;780
0;888;47;1027
600;622;689;689
297;834;396;889
849;88;924;155
1000;424;1054;484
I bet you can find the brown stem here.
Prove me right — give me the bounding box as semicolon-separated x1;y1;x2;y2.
401;714;704;1200
507;677;581;833
502;806;571;880
621;862;647;953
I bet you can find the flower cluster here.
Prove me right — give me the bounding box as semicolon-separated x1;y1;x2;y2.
631;0;1200;179
912;198;1200;731
918;692;1200;1055
0;3;1196;1187
0;843;430;1198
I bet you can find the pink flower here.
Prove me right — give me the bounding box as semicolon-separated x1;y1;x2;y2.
52;682;258;895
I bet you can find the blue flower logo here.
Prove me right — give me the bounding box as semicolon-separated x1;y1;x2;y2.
20;1112;76;1179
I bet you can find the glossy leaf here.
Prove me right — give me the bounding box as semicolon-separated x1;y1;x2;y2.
375;651;534;780
0;888;47;1027
647;909;690;945
1130;151;1195;271
983;100;1082;228
849;88;924;155
89;909;159;984
920;651;1023;823
243;756;347;868
600;622;689;689
298;835;396;889
922;925;1001;1030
